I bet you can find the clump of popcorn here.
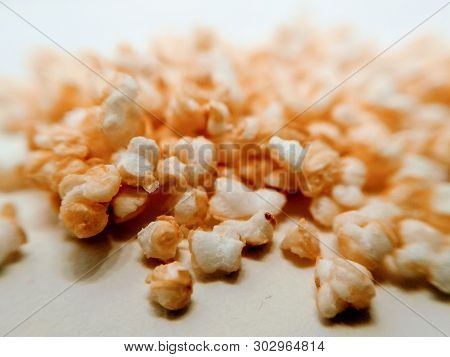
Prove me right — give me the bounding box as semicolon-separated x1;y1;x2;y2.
1;21;449;322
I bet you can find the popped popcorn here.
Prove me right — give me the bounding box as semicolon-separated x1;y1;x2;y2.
309;196;342;227
2;19;450;325
138;216;182;262
281;218;320;260
58;164;121;238
173;187;209;227
116;136;160;193
0;204;26;265
333;207;398;271
214;211;276;246
390;219;450;293
209;177;286;220
315;257;375;318
189;229;244;274
111;185;149;223
146;261;193;310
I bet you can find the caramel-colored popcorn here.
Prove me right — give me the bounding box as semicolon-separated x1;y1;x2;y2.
281;218;320;260
138;216;181;262
2;20;450;322
146;261;193;310
0;203;27;265
58;164;121;238
59;198;109;239
300;140;340;197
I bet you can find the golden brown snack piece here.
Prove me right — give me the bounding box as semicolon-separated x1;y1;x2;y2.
58;164;121;238
138;216;181;262
0;203;27;264
281;218;320;260
146;261;193;310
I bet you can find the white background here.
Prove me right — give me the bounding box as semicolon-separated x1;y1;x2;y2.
0;0;449;337
0;0;449;77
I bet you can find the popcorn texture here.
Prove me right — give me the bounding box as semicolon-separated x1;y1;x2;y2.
147;261;193;310
1;21;449;319
315;257;375;318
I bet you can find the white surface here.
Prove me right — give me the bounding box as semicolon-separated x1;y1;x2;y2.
0;0;449;337
0;191;449;336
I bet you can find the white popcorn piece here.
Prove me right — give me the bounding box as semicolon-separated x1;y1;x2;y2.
333;209;396;270
339;156;367;187
111;186;149;223
355;200;403;226
189;229;244;274
101;74;145;148
213;211;276;246
398;219;446;248
331;184;365;208
174;187;209;227
156;156;188;189
307;122;342;149
392;154;447;183
315;257;375;318
268;136;304;172
429;249;450;294
173;136;217;188
430;183;450;216
138;216;181;262
147;261;193;310
394;243;434;279
300;140;340;197
59;164;121;202
281;218;320;260
0;204;26;265
234;116;261;141
391;218;450;293
116;136;160;193
209;177;286;220
310;196;341;227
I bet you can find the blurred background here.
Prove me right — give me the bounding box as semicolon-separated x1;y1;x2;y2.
0;0;449;78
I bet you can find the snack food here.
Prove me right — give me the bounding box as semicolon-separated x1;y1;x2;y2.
0;22;448;320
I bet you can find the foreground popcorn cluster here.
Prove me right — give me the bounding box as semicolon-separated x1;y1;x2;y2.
0;24;449;319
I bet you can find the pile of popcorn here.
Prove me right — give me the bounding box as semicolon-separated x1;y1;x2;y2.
0;23;449;319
